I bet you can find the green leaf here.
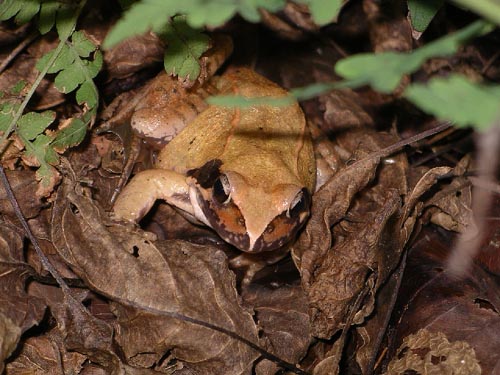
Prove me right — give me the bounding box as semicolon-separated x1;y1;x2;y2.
207;95;285;108
338;52;420;93
185;3;237;27
36;163;59;189
0;113;12;132
17;111;55;140
14;0;40;24
163;16;210;80
0;0;23;21
25;134;59;165
56;3;78;39
408;0;444;33
103;0;177;48
72;30;97;57
86;50;103;78
36;46;75;74
104;0;291;48
54;64;85;93
0;102;18;114
335;20;493;93
49;44;75;73
51;118;87;150
38;0;60;34
0;103;16;132
254;0;286;13
308;0;343;24
237;3;262;23
0;102;19;132
184;0;286;27
35;49;54;72
208;80;357;107
405;75;500;130
76;81;98;108
11;80;27;95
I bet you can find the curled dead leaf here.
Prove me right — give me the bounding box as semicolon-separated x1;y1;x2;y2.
51;179;261;374
103;32;164;81
0;224;47;373
243;283;311;375
0;170;44;219
385;329;481;375
386;226;500;374
293;129;409;338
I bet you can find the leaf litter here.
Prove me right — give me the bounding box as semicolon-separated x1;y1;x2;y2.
1;2;499;375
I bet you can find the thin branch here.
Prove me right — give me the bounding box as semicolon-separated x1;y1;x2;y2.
351;121;453;168
0;31;38;74
447;122;500;277
0;165;72;293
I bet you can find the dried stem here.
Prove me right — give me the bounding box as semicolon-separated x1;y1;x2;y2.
447;123;500;276
0;31;38;74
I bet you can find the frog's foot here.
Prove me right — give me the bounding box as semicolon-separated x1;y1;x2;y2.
110;133;142;205
309;120;342;191
229;246;290;285
113;169;192;222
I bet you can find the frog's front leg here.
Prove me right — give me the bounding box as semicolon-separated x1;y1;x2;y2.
113;169;193;222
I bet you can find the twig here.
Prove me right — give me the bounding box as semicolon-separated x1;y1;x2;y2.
349;121;453;171
0;31;38;74
0;165;72;293
370;121;453;160
447;123;500;277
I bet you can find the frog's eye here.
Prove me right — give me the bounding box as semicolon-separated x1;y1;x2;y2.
213;174;231;204
287;189;310;219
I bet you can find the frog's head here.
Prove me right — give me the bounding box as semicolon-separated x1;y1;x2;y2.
187;159;311;252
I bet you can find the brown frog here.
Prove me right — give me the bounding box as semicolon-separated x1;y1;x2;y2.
113;36;316;253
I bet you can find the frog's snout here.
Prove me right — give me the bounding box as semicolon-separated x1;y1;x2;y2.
190;181;311;253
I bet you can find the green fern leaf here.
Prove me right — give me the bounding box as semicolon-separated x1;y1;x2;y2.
163;16;210;80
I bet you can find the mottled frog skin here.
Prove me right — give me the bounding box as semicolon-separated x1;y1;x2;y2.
114;63;315;253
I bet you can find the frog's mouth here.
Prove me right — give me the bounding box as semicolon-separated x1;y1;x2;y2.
189;184;251;251
186;159;310;252
189;183;310;253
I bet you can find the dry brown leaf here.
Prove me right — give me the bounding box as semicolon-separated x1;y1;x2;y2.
0;170;43;220
362;0;412;53
353;259;406;375
320;90;375;131
5;335;87;375
293;122;478;343
102;32;164;81
259;2;320;41
51;179;260;374
292;129;410;338
385;329;481;375
0;23;29;46
362;0;412;94
386;227;500;374
0;224;47;373
426;156;473;233
242;283;311;375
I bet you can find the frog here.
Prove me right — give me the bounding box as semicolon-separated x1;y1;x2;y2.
113;36;316;253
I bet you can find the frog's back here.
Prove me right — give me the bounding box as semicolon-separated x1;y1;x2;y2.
157;68;315;191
